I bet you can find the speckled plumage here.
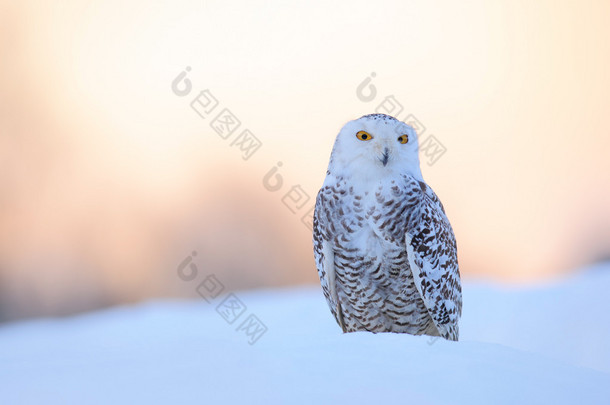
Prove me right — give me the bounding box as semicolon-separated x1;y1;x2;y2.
313;114;462;340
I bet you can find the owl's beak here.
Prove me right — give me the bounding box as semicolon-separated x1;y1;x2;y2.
380;148;390;166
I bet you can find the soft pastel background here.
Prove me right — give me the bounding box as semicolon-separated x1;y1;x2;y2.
1;0;609;321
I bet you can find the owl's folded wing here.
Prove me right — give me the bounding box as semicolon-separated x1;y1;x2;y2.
313;190;346;331
405;183;462;341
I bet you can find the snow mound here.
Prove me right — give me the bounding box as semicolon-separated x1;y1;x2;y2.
0;266;609;404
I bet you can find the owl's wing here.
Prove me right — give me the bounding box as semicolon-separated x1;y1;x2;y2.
313;188;346;331
404;181;462;341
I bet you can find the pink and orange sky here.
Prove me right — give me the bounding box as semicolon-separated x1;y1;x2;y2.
1;0;609;320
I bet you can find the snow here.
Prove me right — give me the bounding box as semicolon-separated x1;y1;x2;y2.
1;266;609;404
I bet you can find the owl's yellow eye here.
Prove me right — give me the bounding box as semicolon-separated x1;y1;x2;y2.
356;131;373;141
397;134;409;144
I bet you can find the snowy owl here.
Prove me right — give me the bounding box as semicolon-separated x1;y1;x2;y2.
313;113;462;341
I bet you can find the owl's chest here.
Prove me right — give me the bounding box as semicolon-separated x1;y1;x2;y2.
335;188;409;252
332;189;413;290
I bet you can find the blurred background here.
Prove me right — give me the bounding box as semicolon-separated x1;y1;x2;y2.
0;0;609;322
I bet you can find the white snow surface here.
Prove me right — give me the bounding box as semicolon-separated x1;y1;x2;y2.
1;265;609;404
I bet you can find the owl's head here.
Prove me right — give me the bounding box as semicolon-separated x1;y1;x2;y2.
327;114;423;183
